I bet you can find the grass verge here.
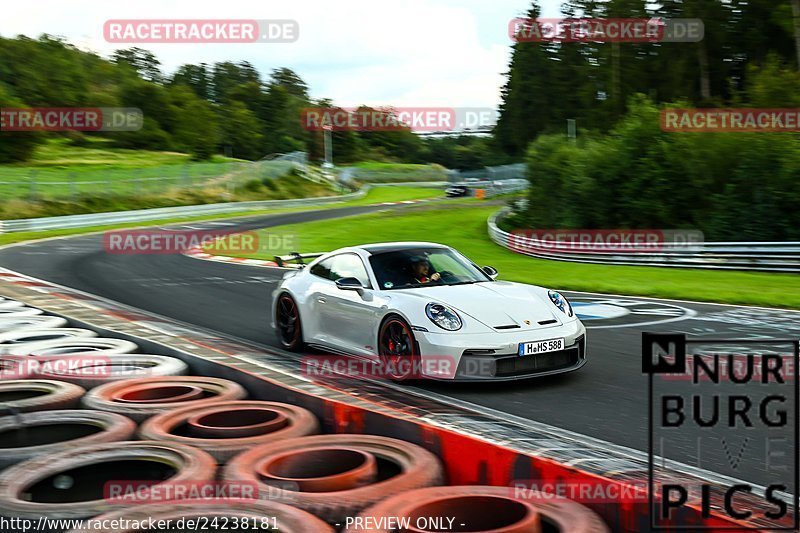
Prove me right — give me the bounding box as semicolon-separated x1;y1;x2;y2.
0;137;245;200
214;204;800;309
0;186;446;248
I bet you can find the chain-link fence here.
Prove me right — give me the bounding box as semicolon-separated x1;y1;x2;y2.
0;159;299;201
447;163;526;183
338;165;448;183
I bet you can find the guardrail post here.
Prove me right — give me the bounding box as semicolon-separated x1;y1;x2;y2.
70;173;77;201
28;172;37;201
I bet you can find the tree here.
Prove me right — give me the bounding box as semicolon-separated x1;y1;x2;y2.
211;61;260;103
792;0;800;68
0;82;42;162
217;101;264;160
171;63;211;100
169;85;218;160
112;48;163;83
495;2;562;155
269;67;309;99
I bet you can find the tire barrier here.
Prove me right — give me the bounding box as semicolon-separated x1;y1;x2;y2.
0;299;24;310
0;328;98;355
33;354;188;389
0;441;217;520
0;316;69;333
64;499;334;533
82;376;247;422
0;307;43;318
224;434;444;523
0;410;136;468
0;356;30;380
6;337;138;357
0;379;85;415
139;401;320;463
345;486;610;533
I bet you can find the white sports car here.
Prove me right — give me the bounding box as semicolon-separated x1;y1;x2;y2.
271;242;586;381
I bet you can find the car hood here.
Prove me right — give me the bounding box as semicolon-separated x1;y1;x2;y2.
390;281;564;331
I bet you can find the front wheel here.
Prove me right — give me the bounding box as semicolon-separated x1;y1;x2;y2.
378;316;419;382
275;294;304;351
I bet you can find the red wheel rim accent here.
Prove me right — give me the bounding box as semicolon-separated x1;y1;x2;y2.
277;296;300;346
379;319;416;380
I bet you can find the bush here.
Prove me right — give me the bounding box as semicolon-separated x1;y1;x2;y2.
0;83;43;163
520;95;800;240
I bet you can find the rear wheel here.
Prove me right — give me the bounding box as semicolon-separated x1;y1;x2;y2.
276;294;304;351
378;316;418;382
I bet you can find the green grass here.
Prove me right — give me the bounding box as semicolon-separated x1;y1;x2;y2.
345;186;442;205
217;204;800;309
345;162;447;183
18;137;238;168
0;137;257;199
0;186;446;248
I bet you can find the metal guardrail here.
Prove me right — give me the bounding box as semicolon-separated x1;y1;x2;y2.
338;165;448;183
488;209;800;272
0;181;453;234
0;189;365;233
448;163;526;182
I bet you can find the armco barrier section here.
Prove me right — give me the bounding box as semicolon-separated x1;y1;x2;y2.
489;209;800;272
0;267;780;530
0;190;364;234
0;182;448;234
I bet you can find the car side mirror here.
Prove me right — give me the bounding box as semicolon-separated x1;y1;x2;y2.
482;266;498;279
335;277;363;291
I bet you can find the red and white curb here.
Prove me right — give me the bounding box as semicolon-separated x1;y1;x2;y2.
184;246;281;268
182;198;434;268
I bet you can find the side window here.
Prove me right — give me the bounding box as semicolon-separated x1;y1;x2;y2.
329;254;372;288
309;258;334;280
429;252;460;273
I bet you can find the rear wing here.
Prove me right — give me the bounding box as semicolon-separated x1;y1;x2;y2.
274;252;325;268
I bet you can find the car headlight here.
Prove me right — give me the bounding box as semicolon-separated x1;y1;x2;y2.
548;290;574;317
425;303;462;331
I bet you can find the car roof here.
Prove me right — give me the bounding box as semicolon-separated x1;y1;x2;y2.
357;242;450;254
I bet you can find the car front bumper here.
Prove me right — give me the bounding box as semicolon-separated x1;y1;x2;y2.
414;320;587;381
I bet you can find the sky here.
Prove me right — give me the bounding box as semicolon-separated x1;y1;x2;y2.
0;0;564;109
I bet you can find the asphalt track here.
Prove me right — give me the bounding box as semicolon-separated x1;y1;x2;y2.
1;202;798;490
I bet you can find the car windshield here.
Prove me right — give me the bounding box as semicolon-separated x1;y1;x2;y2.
368;247;491;290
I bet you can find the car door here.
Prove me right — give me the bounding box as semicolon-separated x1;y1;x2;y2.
318;253;381;356
305;257;337;346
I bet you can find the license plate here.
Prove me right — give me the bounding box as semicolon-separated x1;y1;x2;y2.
518;338;565;356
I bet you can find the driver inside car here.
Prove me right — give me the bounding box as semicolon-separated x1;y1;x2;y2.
409;256;441;284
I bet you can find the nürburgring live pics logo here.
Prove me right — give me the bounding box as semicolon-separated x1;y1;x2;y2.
643;333;799;529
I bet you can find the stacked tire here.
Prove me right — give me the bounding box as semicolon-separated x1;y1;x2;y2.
0;295;610;531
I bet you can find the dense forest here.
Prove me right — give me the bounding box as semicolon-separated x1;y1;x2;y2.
2;0;799;238
499;0;800;240
495;0;800;152
0;37;498;168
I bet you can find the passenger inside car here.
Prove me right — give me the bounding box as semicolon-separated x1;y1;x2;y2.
408;256;441;284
